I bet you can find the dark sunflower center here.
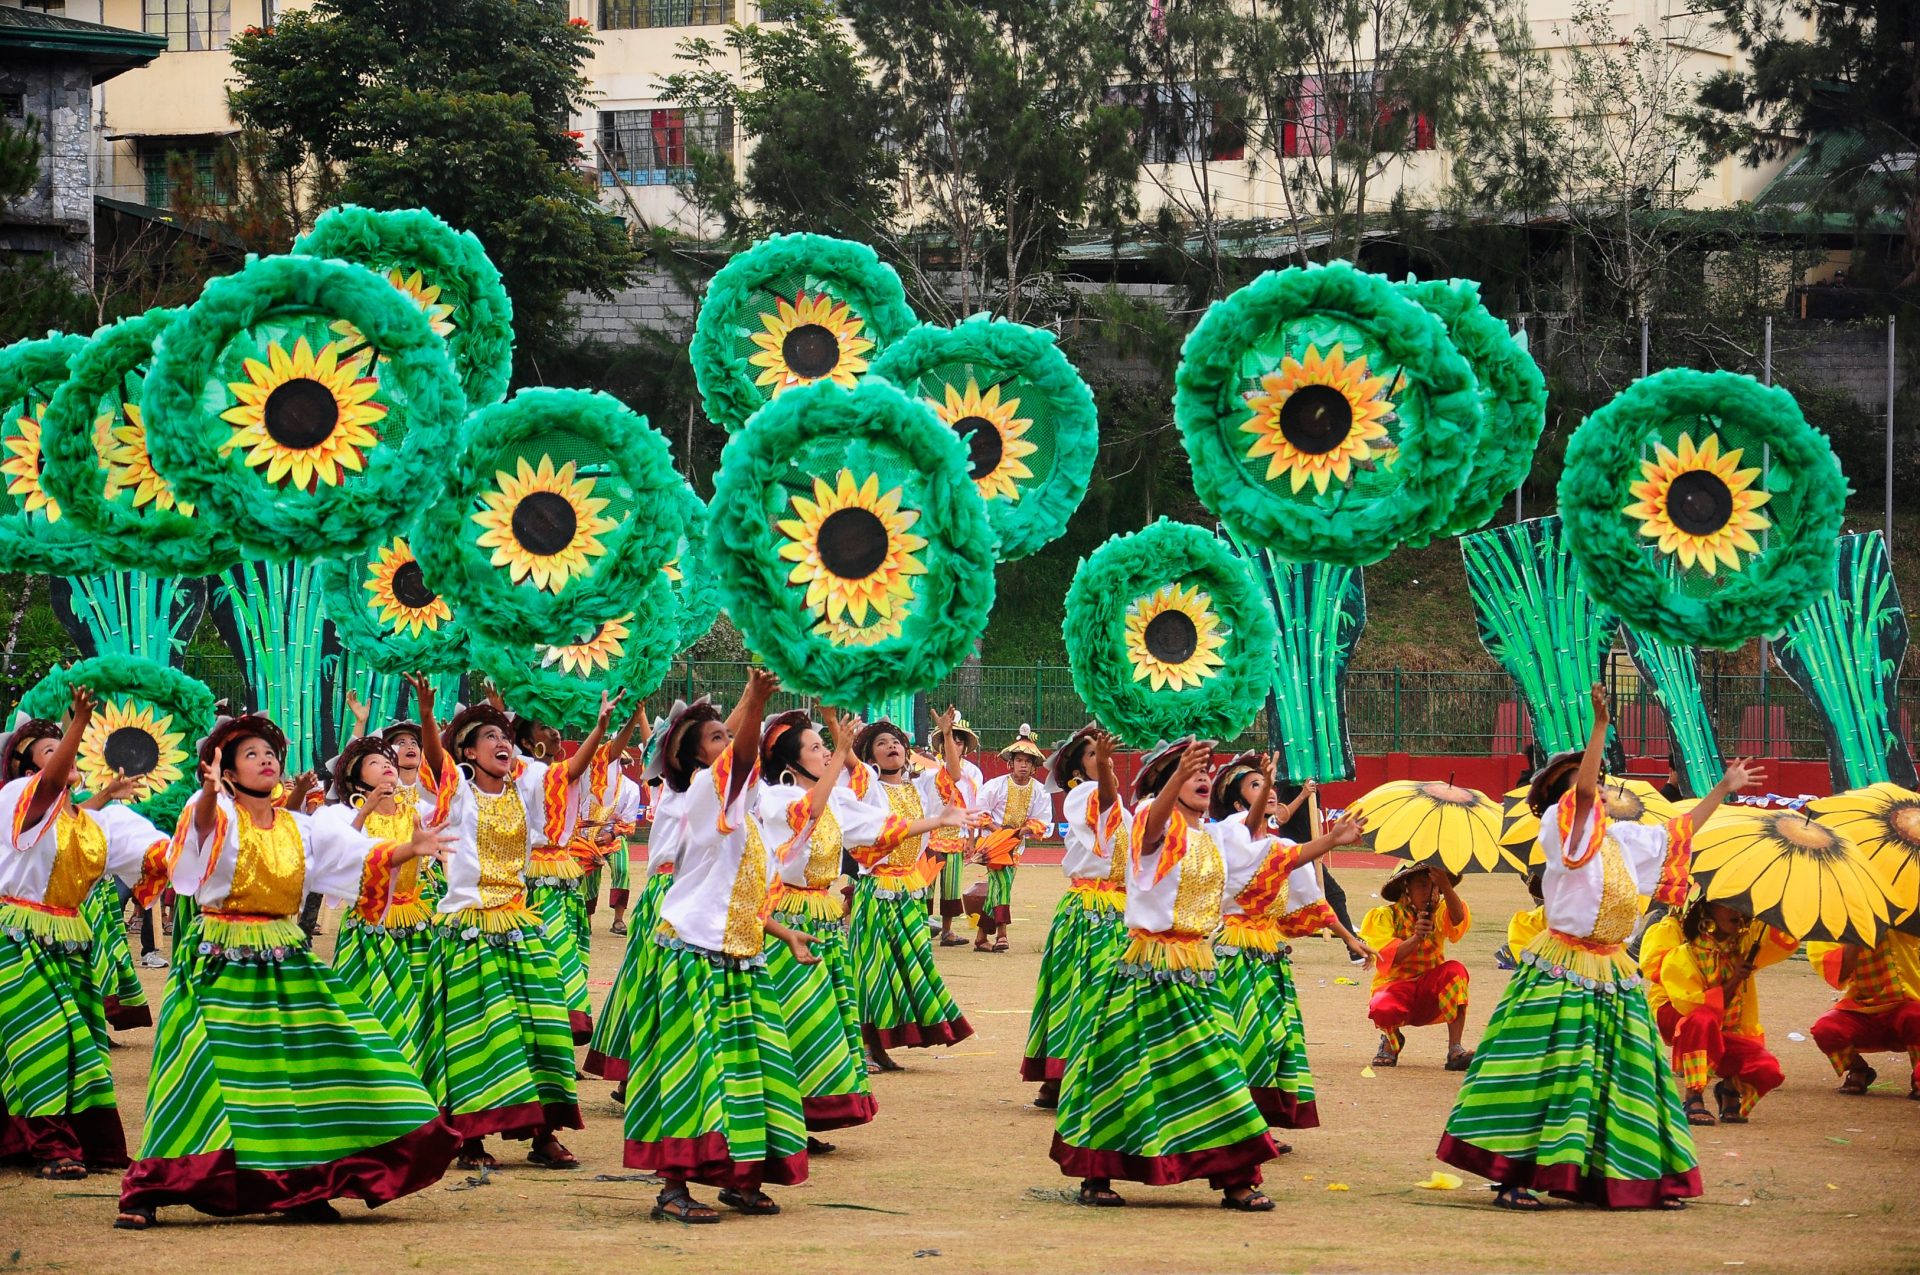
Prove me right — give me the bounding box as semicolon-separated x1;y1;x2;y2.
817;507;889;580
391;560;437;610
103;726;159;777
952;414;1003;481
512;491;578;556
1666;469;1734;537
1772;813;1840;857
1278;384;1353;456
1889;804;1920;847
262;377;339;450
782;324;841;379
1143;609;1199;664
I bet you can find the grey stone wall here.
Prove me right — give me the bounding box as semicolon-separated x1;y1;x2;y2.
0;57;95;280
567;270;699;343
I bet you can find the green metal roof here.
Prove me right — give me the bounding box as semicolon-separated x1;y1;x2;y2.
0;6;165;80
1752;132;1910;233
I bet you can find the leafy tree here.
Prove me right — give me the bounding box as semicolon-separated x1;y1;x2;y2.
227;0;640;362
657;0;895;244
1688;0;1919;286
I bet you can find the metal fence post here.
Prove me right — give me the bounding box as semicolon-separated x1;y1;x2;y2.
1392;667;1403;752
1034;664;1045;734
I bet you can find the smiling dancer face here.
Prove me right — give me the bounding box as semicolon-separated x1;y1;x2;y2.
460;723;517;783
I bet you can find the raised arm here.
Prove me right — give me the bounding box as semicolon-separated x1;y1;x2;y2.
935;704;964;782
344;690;370;744
808;708;860;823
1570;683;1610;840
1685;757;1762;827
1092;730;1118;815
1290;813;1365;868
406;674;445;780
1140;741;1210;857
1243;754;1277;831
605;702;649;763
565;691;625;783
1280;778;1317;822
728;668;779;804
23;686;96;828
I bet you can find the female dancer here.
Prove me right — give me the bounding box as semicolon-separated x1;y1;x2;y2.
584;720;676;1089
1208;753;1364;1144
623;670;815;1223
115;712;456;1228
327;735;437;1071
1438;684;1757;1210
849;714;976;1071
1052;740;1358;1209
1021;725;1127;1107
758;707;972;1149
411;679;618;1173
383;716;444;905
0;691;167;1179
925;713;980;947
972;725;1048;952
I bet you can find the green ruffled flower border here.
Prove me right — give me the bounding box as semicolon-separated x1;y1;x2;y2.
0;332;100;577
41;308;241;578
668;483;721;652
143;253;466;561
470;572;680;732
414;387;685;648
1396;278;1546;538
707;377;995;704
317;543;472;675
690;233;917;433
1063;518;1276;750
21;653;216;828
870;316;1097;561
1172;261;1480;566
295;204;515;410
1559;368;1849;649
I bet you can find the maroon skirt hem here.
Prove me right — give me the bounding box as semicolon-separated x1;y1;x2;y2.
1250;1088;1321;1130
1049;1131;1277;1188
1;1104;128;1168
1435;1134;1704;1207
1020;1054;1065;1082
103;996;152;1032
622;1131;808;1190
568;1009;593;1045
582;1050;629;1081
447;1100;584;1142
863;1016;974;1051
119;1117;459;1215
803;1092;878;1132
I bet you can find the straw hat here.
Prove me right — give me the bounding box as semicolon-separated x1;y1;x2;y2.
1042;723;1099;795
1381;860;1461;903
1132;735;1199;802
1000;723;1047;765
928;712;979;753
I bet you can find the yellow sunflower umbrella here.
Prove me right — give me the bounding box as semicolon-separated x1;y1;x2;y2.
1690;807;1893;947
1350;779;1526;876
1808;783;1920;930
1499;777;1680;865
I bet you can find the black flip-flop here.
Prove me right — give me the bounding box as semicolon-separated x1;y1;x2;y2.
1492;1187;1546;1212
1078;1183;1125;1207
1220;1190;1275;1212
652;1187;720;1225
717;1187;781;1216
112;1207;156;1231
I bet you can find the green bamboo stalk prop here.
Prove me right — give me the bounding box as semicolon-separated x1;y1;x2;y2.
1461;516;1619;754
1773;531;1915;790
1225;530;1366;782
56;570;203;662
320;645;401;761
1622;627;1722;796
864;689;918;738
211;558;333;773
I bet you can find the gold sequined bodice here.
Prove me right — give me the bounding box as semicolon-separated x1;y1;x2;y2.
1591;836;1639;945
881;781;926;869
1105;817;1130;887
474;785;529;909
805;807;843;889
226;806;305;917
1169;826;1225;937
722;818;770;957
1003;779;1035;828
43;808;106;910
365;806;421;901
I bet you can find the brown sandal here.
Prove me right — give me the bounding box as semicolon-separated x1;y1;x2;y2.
652;1184;720;1224
36;1158;86;1181
1714;1080;1748;1123
112;1207;156;1230
993;937;1010;952
1683;1094;1716;1126
1839;1063;1876;1095
528;1136;580;1169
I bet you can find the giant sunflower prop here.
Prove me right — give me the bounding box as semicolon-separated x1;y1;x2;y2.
319;533;470;674
871;316;1097;560
21;654;216;827
1351;779;1524;876
415;387;685;648
1692;807;1892;946
0;333;104;576
663;483;722;653
1560;369;1847;648
708;377;994;704
39;309;240;578
294;204;514;410
1173;262;1480;567
1064;519;1276;748
1809;784;1920;928
143;253;465;560
470;572;679;733
1395;278;1546;538
691;233;917;433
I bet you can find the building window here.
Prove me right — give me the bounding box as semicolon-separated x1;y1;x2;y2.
1278;74;1434;158
141;143;228;210
598;0;731;29
1117;83;1247;166
142;0;231;50
596;107;733;186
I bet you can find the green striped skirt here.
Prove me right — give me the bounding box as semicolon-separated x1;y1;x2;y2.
418;861;446;908
935;848;965;918
0;908;125;1167
1022;889;1127;1082
120;914;456;1216
584;870;673;1081
1051;955;1277;1188
849;876;974;1050
1212;946;1319;1130
1437;947;1702;1207
527;880;592;1043
766;910;875;1132
980;865;1015;929
83;879;150;1030
621;937;810;1189
424;908;582;1142
331;915;435;1073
